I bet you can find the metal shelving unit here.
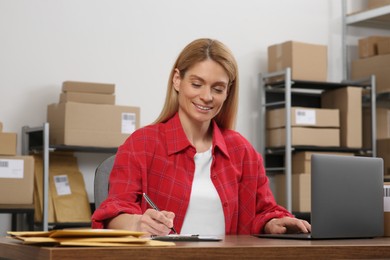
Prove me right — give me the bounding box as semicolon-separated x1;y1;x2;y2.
22;123;117;231
342;1;390;80
259;68;376;212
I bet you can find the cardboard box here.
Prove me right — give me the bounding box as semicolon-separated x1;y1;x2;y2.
378;139;390;176
358;36;390;58
33;153;91;223
266;107;339;129
0;132;17;156
47;102;140;147
273;173;311;212
60;92;115;105
0;156;35;204
292;151;355;174
368;0;390;9
266;127;340;147
378;39;390;55
384;182;390;236
62;81;115;94
351;54;390;94
321;87;362;148
268;41;328;82
363;107;390;148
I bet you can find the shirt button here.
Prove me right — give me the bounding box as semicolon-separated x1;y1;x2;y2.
223;202;228;207
212;175;217;179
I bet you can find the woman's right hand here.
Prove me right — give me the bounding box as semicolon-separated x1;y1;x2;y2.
139;208;176;236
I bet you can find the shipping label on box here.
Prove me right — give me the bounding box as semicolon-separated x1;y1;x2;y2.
121;113;136;134
384;183;390;236
53;175;71;196
385;184;390;212
0;159;24;178
295;109;316;125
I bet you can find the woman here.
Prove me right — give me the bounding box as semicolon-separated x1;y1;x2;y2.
91;38;310;236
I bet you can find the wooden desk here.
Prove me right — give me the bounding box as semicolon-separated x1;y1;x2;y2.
2;235;390;259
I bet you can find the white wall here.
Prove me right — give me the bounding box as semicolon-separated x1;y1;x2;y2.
0;0;345;235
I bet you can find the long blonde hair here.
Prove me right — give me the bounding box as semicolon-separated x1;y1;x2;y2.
153;38;239;130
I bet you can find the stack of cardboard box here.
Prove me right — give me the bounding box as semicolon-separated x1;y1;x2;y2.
352;35;390;94
352;35;390;177
47;81;141;148
266;107;340;147
38;81;142;224
0;122;35;205
268;41;328;82
266;41;364;212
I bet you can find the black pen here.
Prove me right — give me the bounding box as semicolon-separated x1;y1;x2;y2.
143;193;178;234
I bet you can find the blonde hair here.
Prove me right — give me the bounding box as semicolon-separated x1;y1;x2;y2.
153;38;239;130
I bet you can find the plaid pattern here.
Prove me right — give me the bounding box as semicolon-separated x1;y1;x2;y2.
91;113;292;234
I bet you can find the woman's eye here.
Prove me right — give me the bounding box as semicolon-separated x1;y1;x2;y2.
213;87;225;93
192;83;202;87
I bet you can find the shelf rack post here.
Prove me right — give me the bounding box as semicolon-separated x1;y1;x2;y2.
284;68;292;211
371;75;377;157
43;123;49;231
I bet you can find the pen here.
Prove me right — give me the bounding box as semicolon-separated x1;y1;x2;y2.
143;193;178;234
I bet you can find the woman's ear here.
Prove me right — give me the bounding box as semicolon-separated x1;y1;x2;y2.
173;68;181;92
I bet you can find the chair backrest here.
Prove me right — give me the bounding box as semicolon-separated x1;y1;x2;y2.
94;155;115;210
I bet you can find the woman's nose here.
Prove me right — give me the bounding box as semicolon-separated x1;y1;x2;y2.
200;87;213;101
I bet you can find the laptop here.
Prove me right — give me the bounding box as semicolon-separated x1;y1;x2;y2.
255;154;384;240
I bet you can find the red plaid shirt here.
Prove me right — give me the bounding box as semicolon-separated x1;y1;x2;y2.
91;113;292;234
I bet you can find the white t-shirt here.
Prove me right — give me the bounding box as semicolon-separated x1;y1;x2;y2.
180;147;225;236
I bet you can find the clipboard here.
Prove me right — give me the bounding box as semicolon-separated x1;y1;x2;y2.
151;234;222;242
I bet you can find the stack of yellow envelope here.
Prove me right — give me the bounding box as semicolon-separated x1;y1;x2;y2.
7;229;175;247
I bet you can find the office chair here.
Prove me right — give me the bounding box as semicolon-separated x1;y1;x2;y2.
94;155;115;210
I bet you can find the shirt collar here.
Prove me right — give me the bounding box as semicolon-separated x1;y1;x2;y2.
165;112;230;159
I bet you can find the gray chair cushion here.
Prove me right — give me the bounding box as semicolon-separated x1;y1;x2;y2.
94;155;115;210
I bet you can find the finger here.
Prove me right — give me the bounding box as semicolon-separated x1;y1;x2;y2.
139;221;170;236
161;211;175;228
141;209;174;233
141;209;172;235
283;218;310;233
152;210;175;229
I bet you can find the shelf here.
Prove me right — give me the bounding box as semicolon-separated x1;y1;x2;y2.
259;67;376;212
265;146;372;155
22;123;117;231
22;126;117;154
30;145;117;154
265;79;370;91
346;5;390;29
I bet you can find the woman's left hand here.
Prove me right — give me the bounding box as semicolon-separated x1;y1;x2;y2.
264;217;311;234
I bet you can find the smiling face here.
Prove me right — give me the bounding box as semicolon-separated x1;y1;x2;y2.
173;59;229;129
